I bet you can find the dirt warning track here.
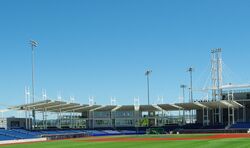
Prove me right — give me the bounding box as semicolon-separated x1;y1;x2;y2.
74;134;250;142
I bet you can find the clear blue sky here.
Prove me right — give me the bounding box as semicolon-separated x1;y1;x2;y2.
0;0;250;107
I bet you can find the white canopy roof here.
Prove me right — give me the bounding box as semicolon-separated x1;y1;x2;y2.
10;99;243;113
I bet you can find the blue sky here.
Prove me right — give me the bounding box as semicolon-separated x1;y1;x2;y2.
0;0;250;107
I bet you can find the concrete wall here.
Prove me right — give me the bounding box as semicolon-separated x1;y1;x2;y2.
0;138;47;145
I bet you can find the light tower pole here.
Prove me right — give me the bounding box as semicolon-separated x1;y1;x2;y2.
187;67;194;123
30;40;38;129
211;48;222;101
180;85;187;103
187;67;194;103
211;48;223;123
145;70;152;105
30;40;38;103
180;84;187;124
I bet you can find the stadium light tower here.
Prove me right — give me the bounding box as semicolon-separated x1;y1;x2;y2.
30;40;38;103
180;84;187;103
145;70;152;105
187;67;194;103
187;67;194;123
180;84;187;124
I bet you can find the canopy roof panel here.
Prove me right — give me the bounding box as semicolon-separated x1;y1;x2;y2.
175;103;203;110
10;100;51;110
94;105;117;112
61;105;88;112
139;105;161;112
157;104;182;111
199;101;227;109
46;103;81;112
10;99;244;113
74;105;102;112
33;101;67;110
115;105;135;111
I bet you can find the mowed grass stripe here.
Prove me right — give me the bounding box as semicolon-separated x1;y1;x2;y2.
74;134;214;140
1;135;250;148
2;140;250;148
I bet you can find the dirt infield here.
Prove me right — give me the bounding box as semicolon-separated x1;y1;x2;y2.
74;134;250;142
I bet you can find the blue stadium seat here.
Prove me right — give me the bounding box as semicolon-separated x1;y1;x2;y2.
230;122;250;129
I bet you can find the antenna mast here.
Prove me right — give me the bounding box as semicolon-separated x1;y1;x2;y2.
25;86;31;104
70;96;75;103
110;97;117;105
88;96;94;106
157;96;164;104
57;92;62;101
42;89;47;101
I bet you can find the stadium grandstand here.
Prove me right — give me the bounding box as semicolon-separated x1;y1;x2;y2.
5;98;244;130
1;49;250;143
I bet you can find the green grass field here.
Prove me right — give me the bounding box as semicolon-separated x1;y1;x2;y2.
2;135;250;148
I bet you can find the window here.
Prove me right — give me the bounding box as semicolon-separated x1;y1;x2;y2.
11;121;20;128
247;94;250;99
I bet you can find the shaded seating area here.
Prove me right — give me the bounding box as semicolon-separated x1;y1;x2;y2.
182;123;203;129
0;129;39;141
0;128;149;141
230;122;250;129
